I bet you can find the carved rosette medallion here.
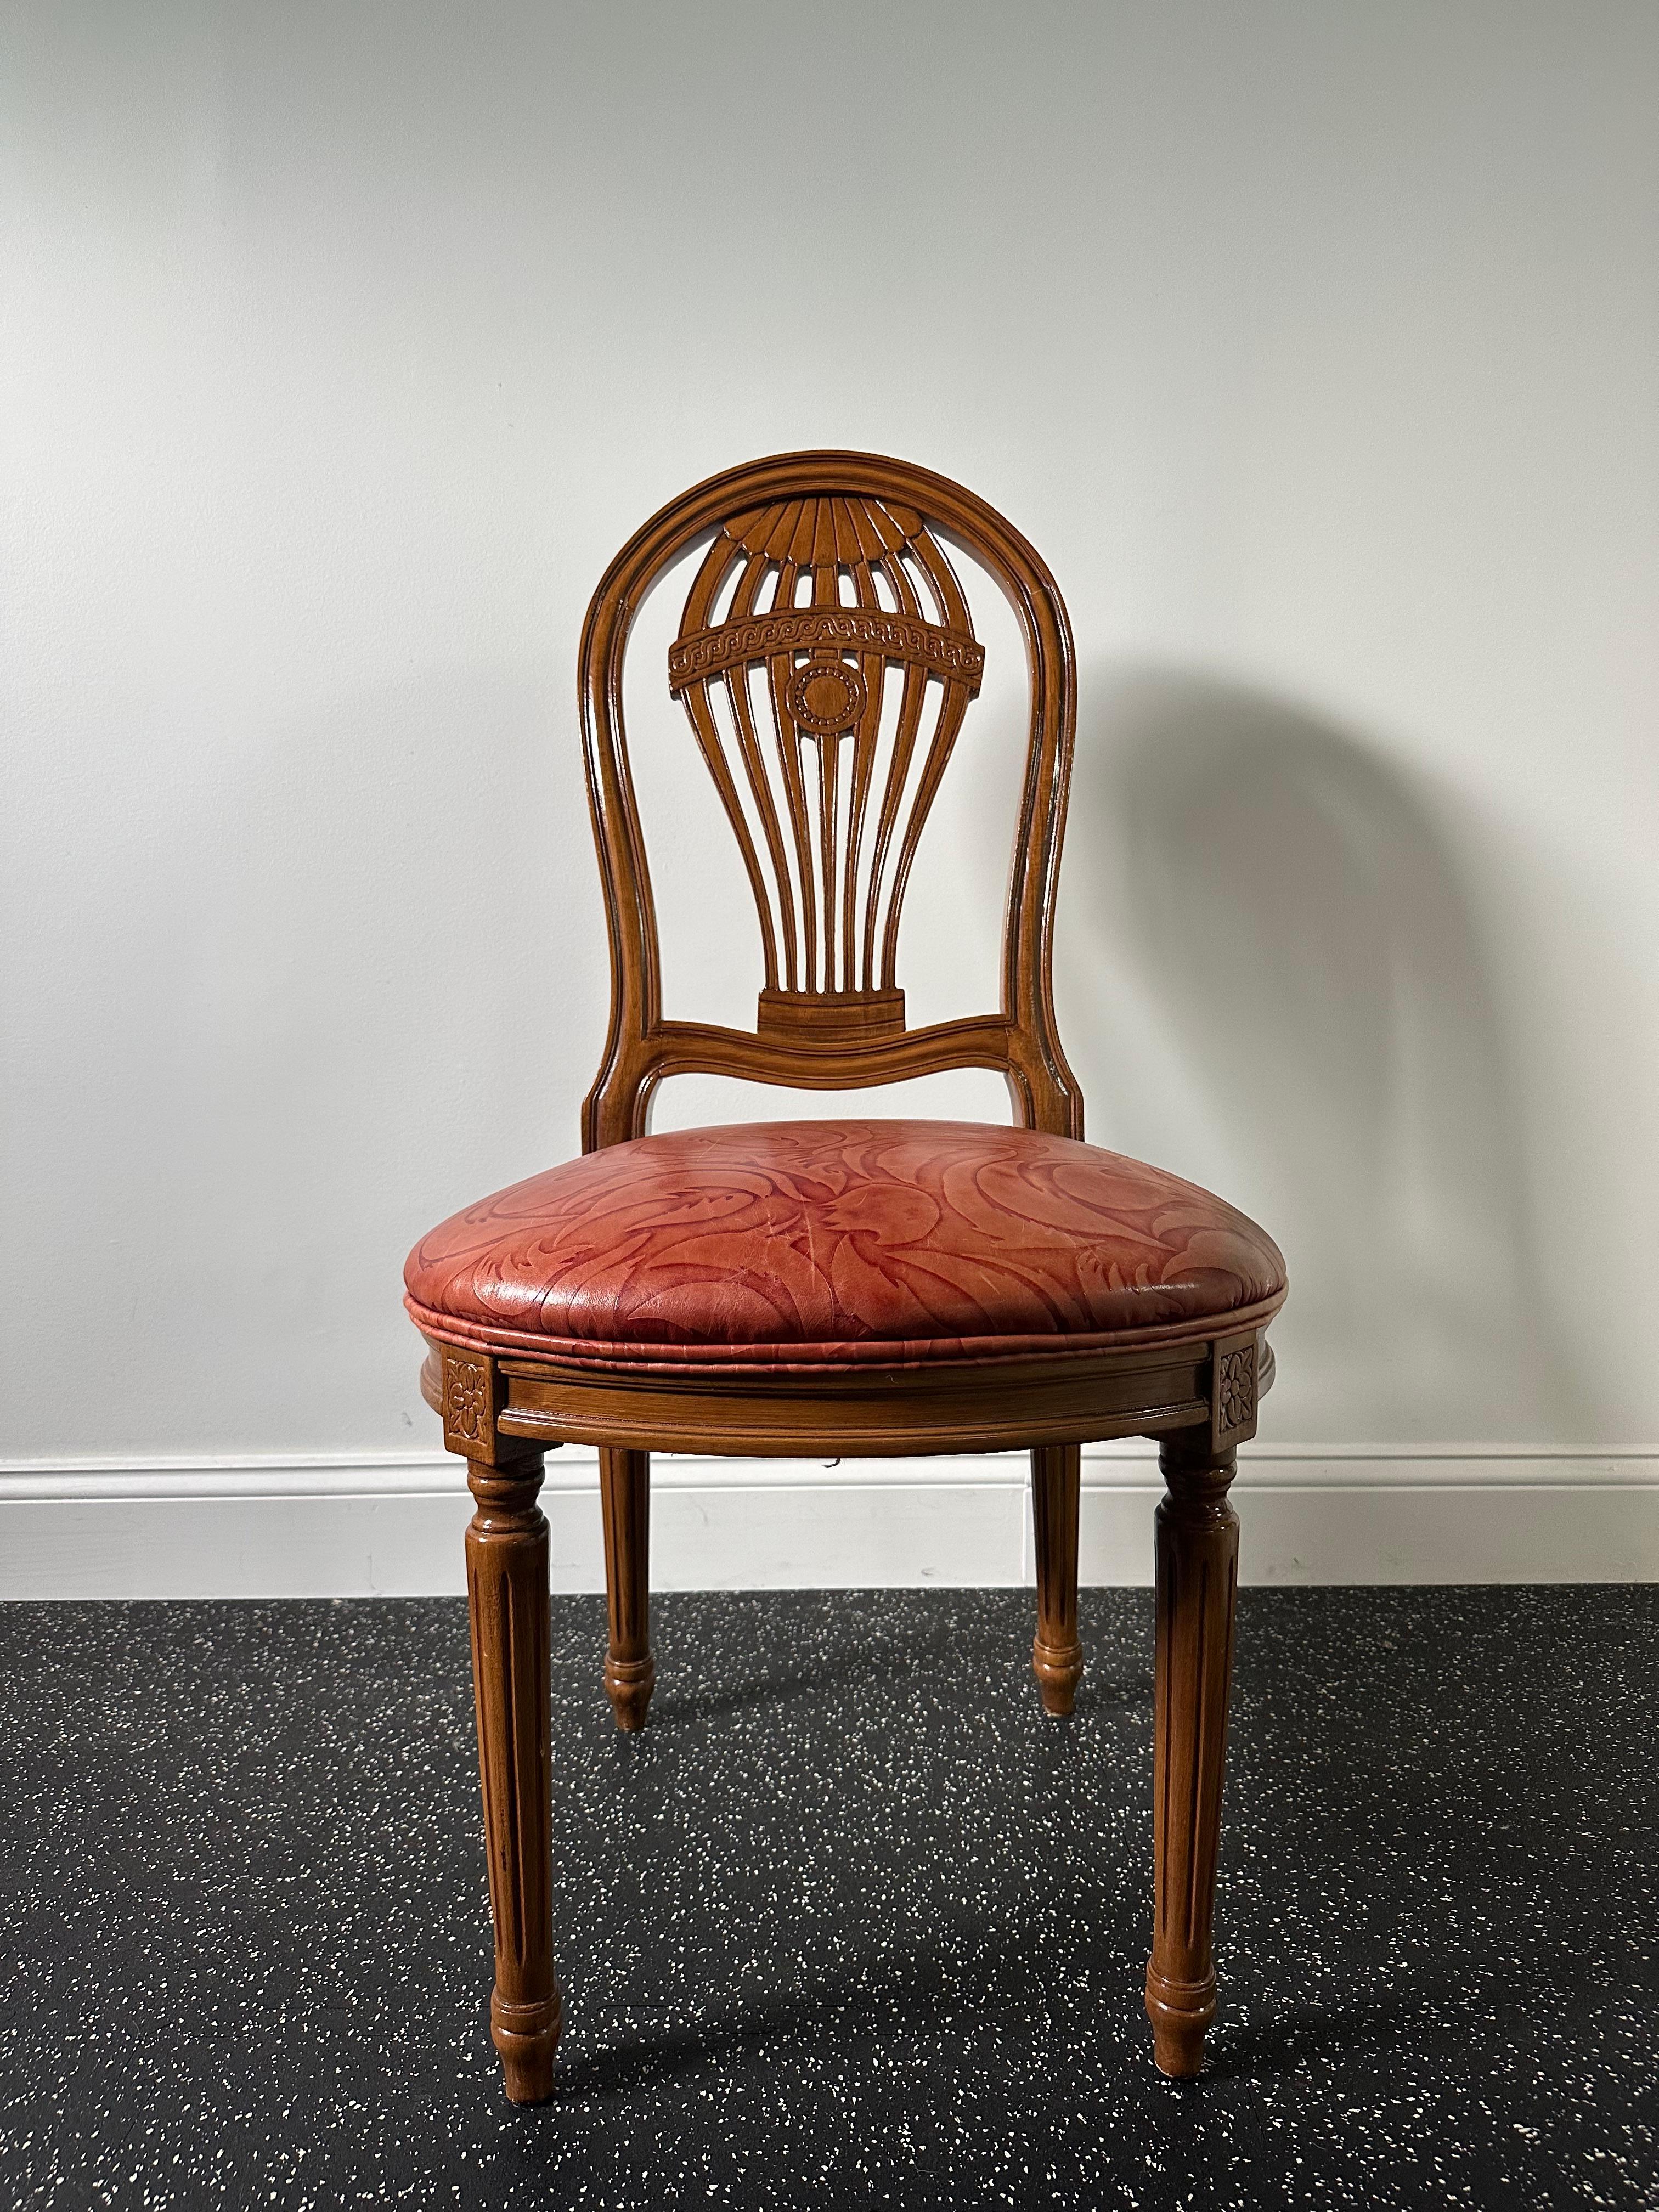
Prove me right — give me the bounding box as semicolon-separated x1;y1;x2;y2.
1211;1336;1259;1451
443;1352;490;1449
787;655;867;736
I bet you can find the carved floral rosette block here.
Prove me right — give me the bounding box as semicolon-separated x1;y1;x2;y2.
1209;1330;1258;1455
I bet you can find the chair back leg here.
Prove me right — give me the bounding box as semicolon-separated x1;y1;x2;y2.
1145;1428;1240;2078
600;1446;656;1730
1031;1442;1085;1714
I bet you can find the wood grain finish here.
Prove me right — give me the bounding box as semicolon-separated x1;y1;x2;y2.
578;452;1082;1150
420;1330;1274;1458
411;455;1284;2095
465;1450;560;2102
1030;1442;1084;1716
599;1446;654;1731
1145;1427;1240;2079
669;496;984;1008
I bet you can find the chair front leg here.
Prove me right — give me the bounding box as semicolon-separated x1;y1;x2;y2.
1146;1426;1240;2078
599;1446;655;1730
1031;1442;1085;1714
466;1450;561;2102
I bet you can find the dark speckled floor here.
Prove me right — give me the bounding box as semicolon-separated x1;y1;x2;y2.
2;1589;1655;2210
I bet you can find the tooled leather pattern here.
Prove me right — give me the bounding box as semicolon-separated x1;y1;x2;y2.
404;1121;1286;1372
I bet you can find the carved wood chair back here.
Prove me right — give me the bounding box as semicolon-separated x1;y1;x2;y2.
579;450;1083;1150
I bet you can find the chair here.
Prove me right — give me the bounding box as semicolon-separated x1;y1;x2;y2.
403;452;1287;2102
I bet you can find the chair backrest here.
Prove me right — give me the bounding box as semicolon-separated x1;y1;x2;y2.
579;450;1082;1150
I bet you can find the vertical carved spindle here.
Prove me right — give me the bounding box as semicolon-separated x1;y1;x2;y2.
1030;1442;1085;1714
466;1449;560;2102
1145;1425;1240;2079
599;1446;654;1731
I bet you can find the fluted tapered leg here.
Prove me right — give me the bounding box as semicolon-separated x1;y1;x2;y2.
1145;1429;1240;2079
599;1446;654;1731
466;1452;560;2103
1031;1442;1085;1714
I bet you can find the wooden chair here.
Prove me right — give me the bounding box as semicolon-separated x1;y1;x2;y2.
404;452;1286;2102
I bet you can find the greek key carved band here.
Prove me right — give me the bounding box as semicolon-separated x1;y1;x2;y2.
669;608;985;695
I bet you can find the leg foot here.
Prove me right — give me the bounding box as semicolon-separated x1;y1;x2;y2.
1031;1443;1084;1714
466;1452;561;2102
603;1652;656;1733
1145;1966;1215;2079
1032;1637;1085;1716
600;1447;654;1731
1144;1427;1239;2080
492;1990;562;2103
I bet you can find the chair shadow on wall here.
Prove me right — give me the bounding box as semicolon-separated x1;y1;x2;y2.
1057;664;1585;1444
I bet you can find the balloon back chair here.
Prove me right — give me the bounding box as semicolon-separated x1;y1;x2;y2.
403;452;1287;2101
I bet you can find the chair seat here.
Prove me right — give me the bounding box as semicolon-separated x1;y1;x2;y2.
404;1119;1285;1375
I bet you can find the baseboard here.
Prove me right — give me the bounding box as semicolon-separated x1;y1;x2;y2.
2;1446;1655;1600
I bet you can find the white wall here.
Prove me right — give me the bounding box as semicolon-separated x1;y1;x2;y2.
5;3;1657;1579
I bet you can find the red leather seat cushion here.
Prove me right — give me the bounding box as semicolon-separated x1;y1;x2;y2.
404;1120;1285;1374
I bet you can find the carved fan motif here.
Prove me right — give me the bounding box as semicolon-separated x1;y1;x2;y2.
668;495;985;1044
